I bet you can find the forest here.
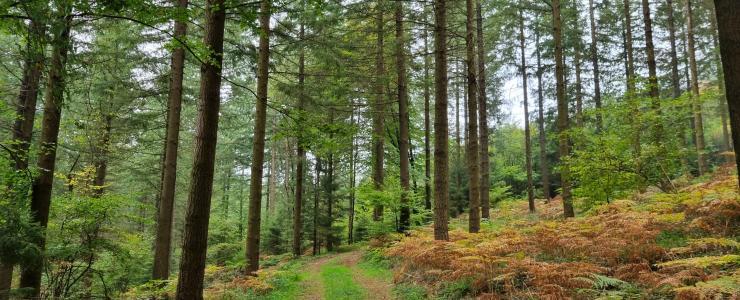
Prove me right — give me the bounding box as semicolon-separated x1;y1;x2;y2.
0;0;739;299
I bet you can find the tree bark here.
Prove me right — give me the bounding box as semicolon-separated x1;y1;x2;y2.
666;0;690;173
519;10;535;213
293;20;306;257
372;0;386;221
326;146;334;252
552;0;574;218
93;114;112;197
433;0;449;240
575;48;583;128
396;0;411;232
153;0;187;280
0;262;11;300
312;158;321;255
21;10;72;295
641;0;662;143
535;30;551;201
174;0;226;297
713;0;740;186
12;19;45;170
465;0;480;233
686;0;707;175
246;0;271;275
708;2;731;152
588;0;602;132
423;10;433;212
476;0;490;219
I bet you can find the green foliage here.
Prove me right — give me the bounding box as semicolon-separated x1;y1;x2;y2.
658;254;740;269
393;283;428;300
436;278;472;300
656;230;689;249
0;155;41;267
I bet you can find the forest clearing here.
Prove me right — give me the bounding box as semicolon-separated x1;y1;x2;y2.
1;0;740;299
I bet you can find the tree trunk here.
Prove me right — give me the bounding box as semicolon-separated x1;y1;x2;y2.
455;63;462;216
642;0;662;143
348;102;357;243
423;10;432;212
465;0;480;233
12;19;45;170
476;0;490;219
173;0;226;297
326;148;334;252
519;10;535;213
5;19;46;292
623;0;635;92
0;262;11;300
267;138;277;216
153;0;187;280
535;30;551;201
396;0;411;232
21;10;72;295
433;0;449;240
713;0;740;186
293;20;306;257
313;157;321;255
588;0;602;132
686;0;707;175
575;48;583;128
666;0;690;173
708;2;731;152
552;0;574;218
372;0;386;221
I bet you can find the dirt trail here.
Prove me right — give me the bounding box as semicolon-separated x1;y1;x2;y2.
297;250;394;300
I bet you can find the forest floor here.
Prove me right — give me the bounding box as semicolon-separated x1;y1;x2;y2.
297;250;394;300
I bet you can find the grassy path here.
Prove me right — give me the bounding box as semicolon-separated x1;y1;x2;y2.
296;250;393;300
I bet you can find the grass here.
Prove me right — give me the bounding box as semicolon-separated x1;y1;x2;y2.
320;259;366;300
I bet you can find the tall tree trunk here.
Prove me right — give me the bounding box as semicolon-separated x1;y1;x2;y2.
396;0;411;232
623;0;641;174
666;0;690;173
708;2;731;151
267;138;278;216
574;48;583;128
552;0;574;218
348;103;357;243
535;30;551;201
93;115;112;197
423;11;432;212
642;0;662;144
21;10;72;295
173;0;226;297
713;0;740;186
476;0;490;219
245;0;271;275
326;147;334;252
4;19;46;294
686;0;707;175
588;0;602;132
433;0;449;240
293;20;306;257
153;0;187;280
372;0;386;221
465;0;480;233
519;10;535;213
12;19;46;170
312;157;321;255
455;62;462;216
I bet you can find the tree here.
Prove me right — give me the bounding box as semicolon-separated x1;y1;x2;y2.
246;0;271;274
372;0;386;221
21;5;72;295
174;0;226;297
641;0;661;142
466;0;481;233
519;9;535;213
396;0;411;232
293;17;306;257
423;9;433;212
552;0;574;218
713;0;740;186
535;29;551;201
153;0;188;280
433;0;449;240
476;0;490;219
588;0;603;131
686;0;707;175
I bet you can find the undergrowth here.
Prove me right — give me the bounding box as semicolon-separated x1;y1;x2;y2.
385;173;740;299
